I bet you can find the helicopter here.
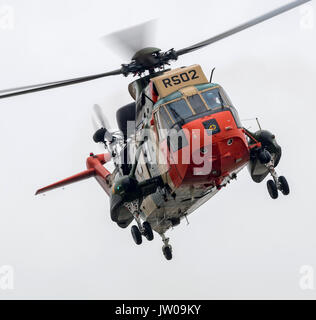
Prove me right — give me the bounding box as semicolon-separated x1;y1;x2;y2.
0;0;309;260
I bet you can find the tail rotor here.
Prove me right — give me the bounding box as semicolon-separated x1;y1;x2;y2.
92;104;114;143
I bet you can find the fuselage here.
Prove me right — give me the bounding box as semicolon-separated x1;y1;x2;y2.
123;65;252;234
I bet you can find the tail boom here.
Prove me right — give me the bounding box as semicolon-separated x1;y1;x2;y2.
35;153;112;195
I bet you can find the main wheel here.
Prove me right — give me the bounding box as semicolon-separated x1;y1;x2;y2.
279;176;290;195
131;225;142;245
162;245;172;261
143;221;154;241
258;149;271;164
267;179;278;199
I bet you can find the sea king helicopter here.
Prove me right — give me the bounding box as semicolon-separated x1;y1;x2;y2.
0;0;308;260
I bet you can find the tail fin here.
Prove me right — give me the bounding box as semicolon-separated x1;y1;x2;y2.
35;168;95;195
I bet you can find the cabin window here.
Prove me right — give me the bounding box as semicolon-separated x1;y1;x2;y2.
201;88;225;109
187;94;208;114
166;99;193;123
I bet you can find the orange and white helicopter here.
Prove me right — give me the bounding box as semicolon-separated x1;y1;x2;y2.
0;0;307;260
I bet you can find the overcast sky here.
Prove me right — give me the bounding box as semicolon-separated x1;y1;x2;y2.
0;0;315;299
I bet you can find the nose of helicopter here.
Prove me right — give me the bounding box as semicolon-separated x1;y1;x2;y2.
169;110;250;186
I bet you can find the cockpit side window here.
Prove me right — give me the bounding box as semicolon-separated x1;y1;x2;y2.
220;87;233;106
155;106;173;141
187;94;208;114
166;99;193;123
159;106;174;129
201;88;225;109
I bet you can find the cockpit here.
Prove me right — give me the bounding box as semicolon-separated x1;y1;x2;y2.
154;84;241;133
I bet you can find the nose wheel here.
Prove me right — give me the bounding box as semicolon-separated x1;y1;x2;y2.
264;153;290;199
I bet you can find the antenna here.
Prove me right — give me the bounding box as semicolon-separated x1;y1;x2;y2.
256;117;262;130
210;67;216;82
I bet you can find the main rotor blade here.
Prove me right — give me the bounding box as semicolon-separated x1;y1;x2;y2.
176;0;311;56
0;68;122;99
102;20;156;59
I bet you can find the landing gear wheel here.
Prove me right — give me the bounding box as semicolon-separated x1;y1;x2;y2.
267;179;278;199
258;149;271;164
131;225;142;245
279;176;290;195
142;221;154;241
162;245;173;261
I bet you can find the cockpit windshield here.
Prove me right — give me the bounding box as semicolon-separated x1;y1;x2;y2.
201;88;225;109
187;94;207;114
166;99;193;123
155;85;241;133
